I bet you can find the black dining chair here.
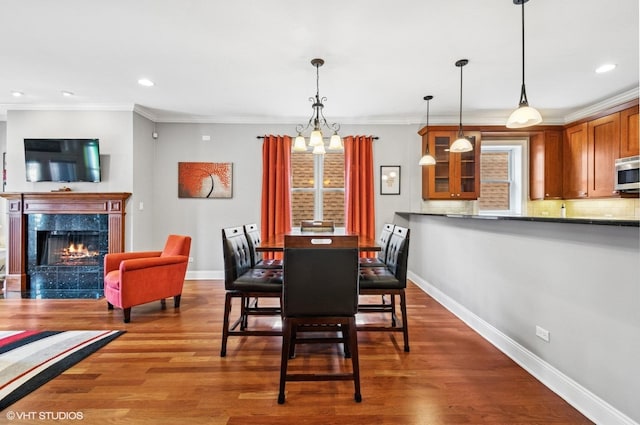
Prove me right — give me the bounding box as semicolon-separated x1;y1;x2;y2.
220;226;282;357
243;223;283;269
359;223;395;268
278;234;362;404
358;226;411;352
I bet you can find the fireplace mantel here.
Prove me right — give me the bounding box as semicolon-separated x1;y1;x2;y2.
0;192;132;293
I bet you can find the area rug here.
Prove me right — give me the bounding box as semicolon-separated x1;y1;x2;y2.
0;330;125;410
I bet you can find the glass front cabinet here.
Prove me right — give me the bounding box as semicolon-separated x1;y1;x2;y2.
421;130;481;200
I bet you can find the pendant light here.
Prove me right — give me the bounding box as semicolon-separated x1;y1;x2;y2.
418;95;436;166
450;59;473;153
293;58;342;154
506;0;542;128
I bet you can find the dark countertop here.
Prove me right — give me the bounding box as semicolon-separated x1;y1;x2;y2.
395;212;640;227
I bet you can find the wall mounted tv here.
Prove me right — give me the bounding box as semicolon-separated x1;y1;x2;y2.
24;138;102;183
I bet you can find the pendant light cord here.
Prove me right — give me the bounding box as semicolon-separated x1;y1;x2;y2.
519;1;529;107
458;63;464;137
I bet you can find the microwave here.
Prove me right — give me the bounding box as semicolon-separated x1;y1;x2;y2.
615;155;640;192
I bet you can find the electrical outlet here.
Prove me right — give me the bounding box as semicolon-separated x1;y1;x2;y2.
536;325;550;342
188;257;194;263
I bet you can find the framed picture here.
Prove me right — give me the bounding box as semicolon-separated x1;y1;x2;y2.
178;162;233;198
380;165;401;195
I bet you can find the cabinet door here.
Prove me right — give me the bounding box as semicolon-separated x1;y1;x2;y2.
563;123;588;198
588;113;620;197
530;130;563;200
620;105;639;158
454;132;480;199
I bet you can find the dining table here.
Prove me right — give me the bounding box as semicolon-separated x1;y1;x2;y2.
257;230;381;253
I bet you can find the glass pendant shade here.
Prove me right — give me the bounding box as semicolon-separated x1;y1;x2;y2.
450;135;473;153
293;134;307;152
328;133;343;150
309;129;323;147
312;143;326;155
506;104;542;128
418;153;436;165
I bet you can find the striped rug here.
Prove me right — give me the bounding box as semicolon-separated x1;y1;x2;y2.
0;330;125;410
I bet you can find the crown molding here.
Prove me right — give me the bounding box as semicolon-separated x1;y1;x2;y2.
563;87;639;124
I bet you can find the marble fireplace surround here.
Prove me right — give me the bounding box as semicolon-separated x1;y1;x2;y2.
0;192;131;294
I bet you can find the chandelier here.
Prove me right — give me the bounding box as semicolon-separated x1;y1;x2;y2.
292;58;342;155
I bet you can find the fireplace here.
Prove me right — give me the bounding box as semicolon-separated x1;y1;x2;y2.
0;192;131;299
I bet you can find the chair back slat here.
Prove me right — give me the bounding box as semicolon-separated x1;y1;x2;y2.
243;223;263;267
283;235;359;317
385;226;410;283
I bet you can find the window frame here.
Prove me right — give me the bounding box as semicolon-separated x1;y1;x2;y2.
478;140;527;216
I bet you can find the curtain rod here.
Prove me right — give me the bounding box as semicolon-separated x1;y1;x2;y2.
256;136;379;140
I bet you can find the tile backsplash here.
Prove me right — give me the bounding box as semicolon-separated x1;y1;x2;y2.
528;198;640;219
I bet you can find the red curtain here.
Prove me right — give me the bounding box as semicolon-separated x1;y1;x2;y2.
261;135;292;257
344;135;375;254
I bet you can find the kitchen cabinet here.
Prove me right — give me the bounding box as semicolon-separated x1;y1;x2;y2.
563;123;589;198
563;113;621;199
620;105;639;158
529;130;563;200
421;130;480;200
587;113;620;198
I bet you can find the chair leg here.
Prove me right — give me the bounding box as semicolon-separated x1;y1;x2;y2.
278;318;293;404
390;294;397;327
160;298;167;309
220;292;233;357
123;308;131;323
342;324;351;358
347;317;362;402
399;290;409;352
107;302;114;310
174;295;181;308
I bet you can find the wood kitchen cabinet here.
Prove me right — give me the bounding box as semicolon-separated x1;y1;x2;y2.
563;123;589;198
530;130;563;200
563;113;621;199
421;130;480;200
587;112;620;197
620;105;639;158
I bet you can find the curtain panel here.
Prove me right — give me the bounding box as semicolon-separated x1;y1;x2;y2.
344;135;375;254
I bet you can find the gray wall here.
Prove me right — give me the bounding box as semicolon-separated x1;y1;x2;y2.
406;214;640;424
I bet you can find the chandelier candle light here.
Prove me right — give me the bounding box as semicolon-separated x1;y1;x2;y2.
506;0;542;128
418;95;436;166
293;58;342;155
450;59;473;153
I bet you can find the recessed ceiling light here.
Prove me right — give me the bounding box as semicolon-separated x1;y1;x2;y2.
138;78;155;87
595;63;617;74
11;91;24;97
61;91;74;97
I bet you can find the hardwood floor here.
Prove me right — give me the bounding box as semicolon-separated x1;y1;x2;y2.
0;280;592;424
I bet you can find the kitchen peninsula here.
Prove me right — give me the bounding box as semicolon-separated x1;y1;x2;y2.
398;211;639;425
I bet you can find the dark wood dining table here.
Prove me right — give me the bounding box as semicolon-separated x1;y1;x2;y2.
257;230;381;252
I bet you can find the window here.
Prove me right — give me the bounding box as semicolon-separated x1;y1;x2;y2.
290;150;345;227
479;142;525;216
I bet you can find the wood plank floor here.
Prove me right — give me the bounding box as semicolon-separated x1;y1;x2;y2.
0;280;592;424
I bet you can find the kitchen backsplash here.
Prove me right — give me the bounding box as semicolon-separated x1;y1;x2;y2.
528;198;640;220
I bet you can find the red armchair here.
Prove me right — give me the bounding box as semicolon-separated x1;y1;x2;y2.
104;234;191;323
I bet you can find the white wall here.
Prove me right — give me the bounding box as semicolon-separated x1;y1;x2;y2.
406;214;640;424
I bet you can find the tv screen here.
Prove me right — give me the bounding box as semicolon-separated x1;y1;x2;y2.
24;138;101;182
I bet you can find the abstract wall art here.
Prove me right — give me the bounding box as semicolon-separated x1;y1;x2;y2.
178;162;233;198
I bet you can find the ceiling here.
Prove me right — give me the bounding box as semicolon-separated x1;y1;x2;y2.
1;0;638;126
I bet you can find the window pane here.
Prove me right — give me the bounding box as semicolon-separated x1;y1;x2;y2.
479;182;510;210
481;152;509;180
292;191;314;226
323;191;345;226
291;153;315;188
323;152;344;188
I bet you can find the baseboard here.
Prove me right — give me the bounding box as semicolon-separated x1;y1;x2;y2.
185;270;223;280
407;271;638;425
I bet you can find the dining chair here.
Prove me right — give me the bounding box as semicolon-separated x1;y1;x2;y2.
359;223;395;268
278;234;362;404
357;226;411;352
300;220;335;232
243;223;283;269
220;226;282;357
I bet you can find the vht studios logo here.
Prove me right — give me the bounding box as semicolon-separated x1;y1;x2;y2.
6;410;84;421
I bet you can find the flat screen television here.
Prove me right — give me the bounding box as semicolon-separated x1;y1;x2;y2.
24;138;102;182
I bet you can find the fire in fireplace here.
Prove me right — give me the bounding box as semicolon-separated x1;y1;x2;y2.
38;231;101;266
